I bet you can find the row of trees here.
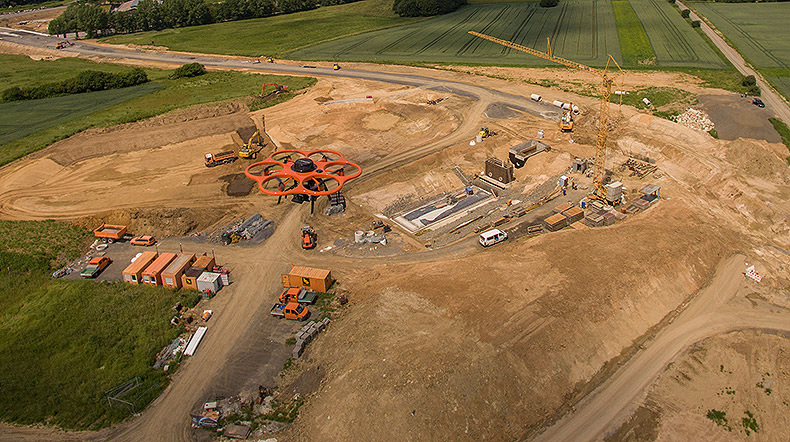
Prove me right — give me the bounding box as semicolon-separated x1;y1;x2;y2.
48;0;359;38
392;0;466;17
2;68;148;102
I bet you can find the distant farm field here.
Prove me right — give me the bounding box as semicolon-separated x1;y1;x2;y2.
629;0;724;68
692;2;790;100
292;0;725;68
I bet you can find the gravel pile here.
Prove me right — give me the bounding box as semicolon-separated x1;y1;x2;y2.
673;108;715;132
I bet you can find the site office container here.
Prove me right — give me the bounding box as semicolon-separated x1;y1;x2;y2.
281;265;333;293
141;252;177;286
161;253;196;289
122;251;158;284
181;255;216;291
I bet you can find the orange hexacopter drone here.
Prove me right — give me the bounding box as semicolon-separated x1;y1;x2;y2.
244;149;362;212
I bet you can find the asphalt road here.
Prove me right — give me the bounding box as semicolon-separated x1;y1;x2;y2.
677;1;790;125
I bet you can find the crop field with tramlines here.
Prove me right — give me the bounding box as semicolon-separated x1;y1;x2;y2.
692;1;790;100
293;0;725;68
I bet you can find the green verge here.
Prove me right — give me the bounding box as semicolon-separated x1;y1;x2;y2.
612;0;656;65
100;0;418;58
0;220;203;430
0;54;316;167
768;117;790;165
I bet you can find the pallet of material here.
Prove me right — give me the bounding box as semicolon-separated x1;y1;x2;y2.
527;224;543;234
602;211;616;226
562;206;584;224
553;202;574;214
543;213;567;231
571;221;588;230
632;197;650;210
585;213;604;227
510;206;527;217
613;211;627;221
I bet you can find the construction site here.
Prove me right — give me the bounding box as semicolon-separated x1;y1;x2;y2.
0;24;789;442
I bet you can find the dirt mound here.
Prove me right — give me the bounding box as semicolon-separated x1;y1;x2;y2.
221;173;255;197
283;200;738;441
617;330;790;441
724;139;789;183
43;109;254;166
74;206;234;237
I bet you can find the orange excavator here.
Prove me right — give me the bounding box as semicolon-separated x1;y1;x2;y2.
260;83;289;100
301;226;317;249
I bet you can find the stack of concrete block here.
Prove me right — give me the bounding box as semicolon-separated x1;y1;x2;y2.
632;197;650;211
292;317;331;359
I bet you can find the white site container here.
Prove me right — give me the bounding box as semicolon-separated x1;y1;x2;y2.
196;271;222;294
642;98;652;106
552;100;564;108
530;94;542;102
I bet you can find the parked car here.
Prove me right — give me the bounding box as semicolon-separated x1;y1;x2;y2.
130;235;157;246
752;98;765;108
80;256;111;278
479;228;508;247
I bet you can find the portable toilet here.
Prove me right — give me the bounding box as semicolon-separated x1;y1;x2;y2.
141;252;177;286
196;272;222;295
161;253;196;289
122;251;158;284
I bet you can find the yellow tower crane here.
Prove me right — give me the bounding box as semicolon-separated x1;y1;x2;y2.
468;31;623;204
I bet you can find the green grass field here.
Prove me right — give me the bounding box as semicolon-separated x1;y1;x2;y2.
612;0;655;65
293;1;622;66
627;0;724;68
291;0;725;68
101;0;417;57
0;54;315;167
0;220;202;429
691;2;790;100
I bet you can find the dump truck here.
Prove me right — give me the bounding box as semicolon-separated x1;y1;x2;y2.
270;300;310;320
80;256;111;278
204;151;238;167
93;224;131;243
279;286;318;305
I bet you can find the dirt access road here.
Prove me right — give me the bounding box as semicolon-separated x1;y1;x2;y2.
677;1;790;124
534;255;790;441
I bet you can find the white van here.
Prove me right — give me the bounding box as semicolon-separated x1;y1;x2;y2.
479;228;507;247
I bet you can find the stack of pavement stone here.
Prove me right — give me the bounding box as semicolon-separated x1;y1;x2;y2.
293;317;331;358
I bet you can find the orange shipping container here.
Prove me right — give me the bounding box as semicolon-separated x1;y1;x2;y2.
161;253;196;289
281;265;333;293
141;252;177;285
122;251;158;284
181;255;216;291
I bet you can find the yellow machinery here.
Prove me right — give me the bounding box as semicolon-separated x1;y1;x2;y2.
560;102;574;132
333;63;341;70
468;31;623;203
239;131;265;159
479;126;496;138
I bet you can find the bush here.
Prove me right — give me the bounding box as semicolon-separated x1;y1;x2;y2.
667;0;675;3
691;20;700;28
747;84;761;96
1;69;149;102
169;62;206;79
393;0;467;17
681;9;690;18
540;0;559;7
742;75;756;87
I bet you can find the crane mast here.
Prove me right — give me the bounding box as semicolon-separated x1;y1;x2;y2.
468;31;622;202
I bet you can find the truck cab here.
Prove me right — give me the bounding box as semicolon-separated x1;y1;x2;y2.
479;228;507;247
271;301;310;320
279;286;318;305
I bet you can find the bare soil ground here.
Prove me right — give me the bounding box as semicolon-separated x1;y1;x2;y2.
0;44;789;441
610;330;790;442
